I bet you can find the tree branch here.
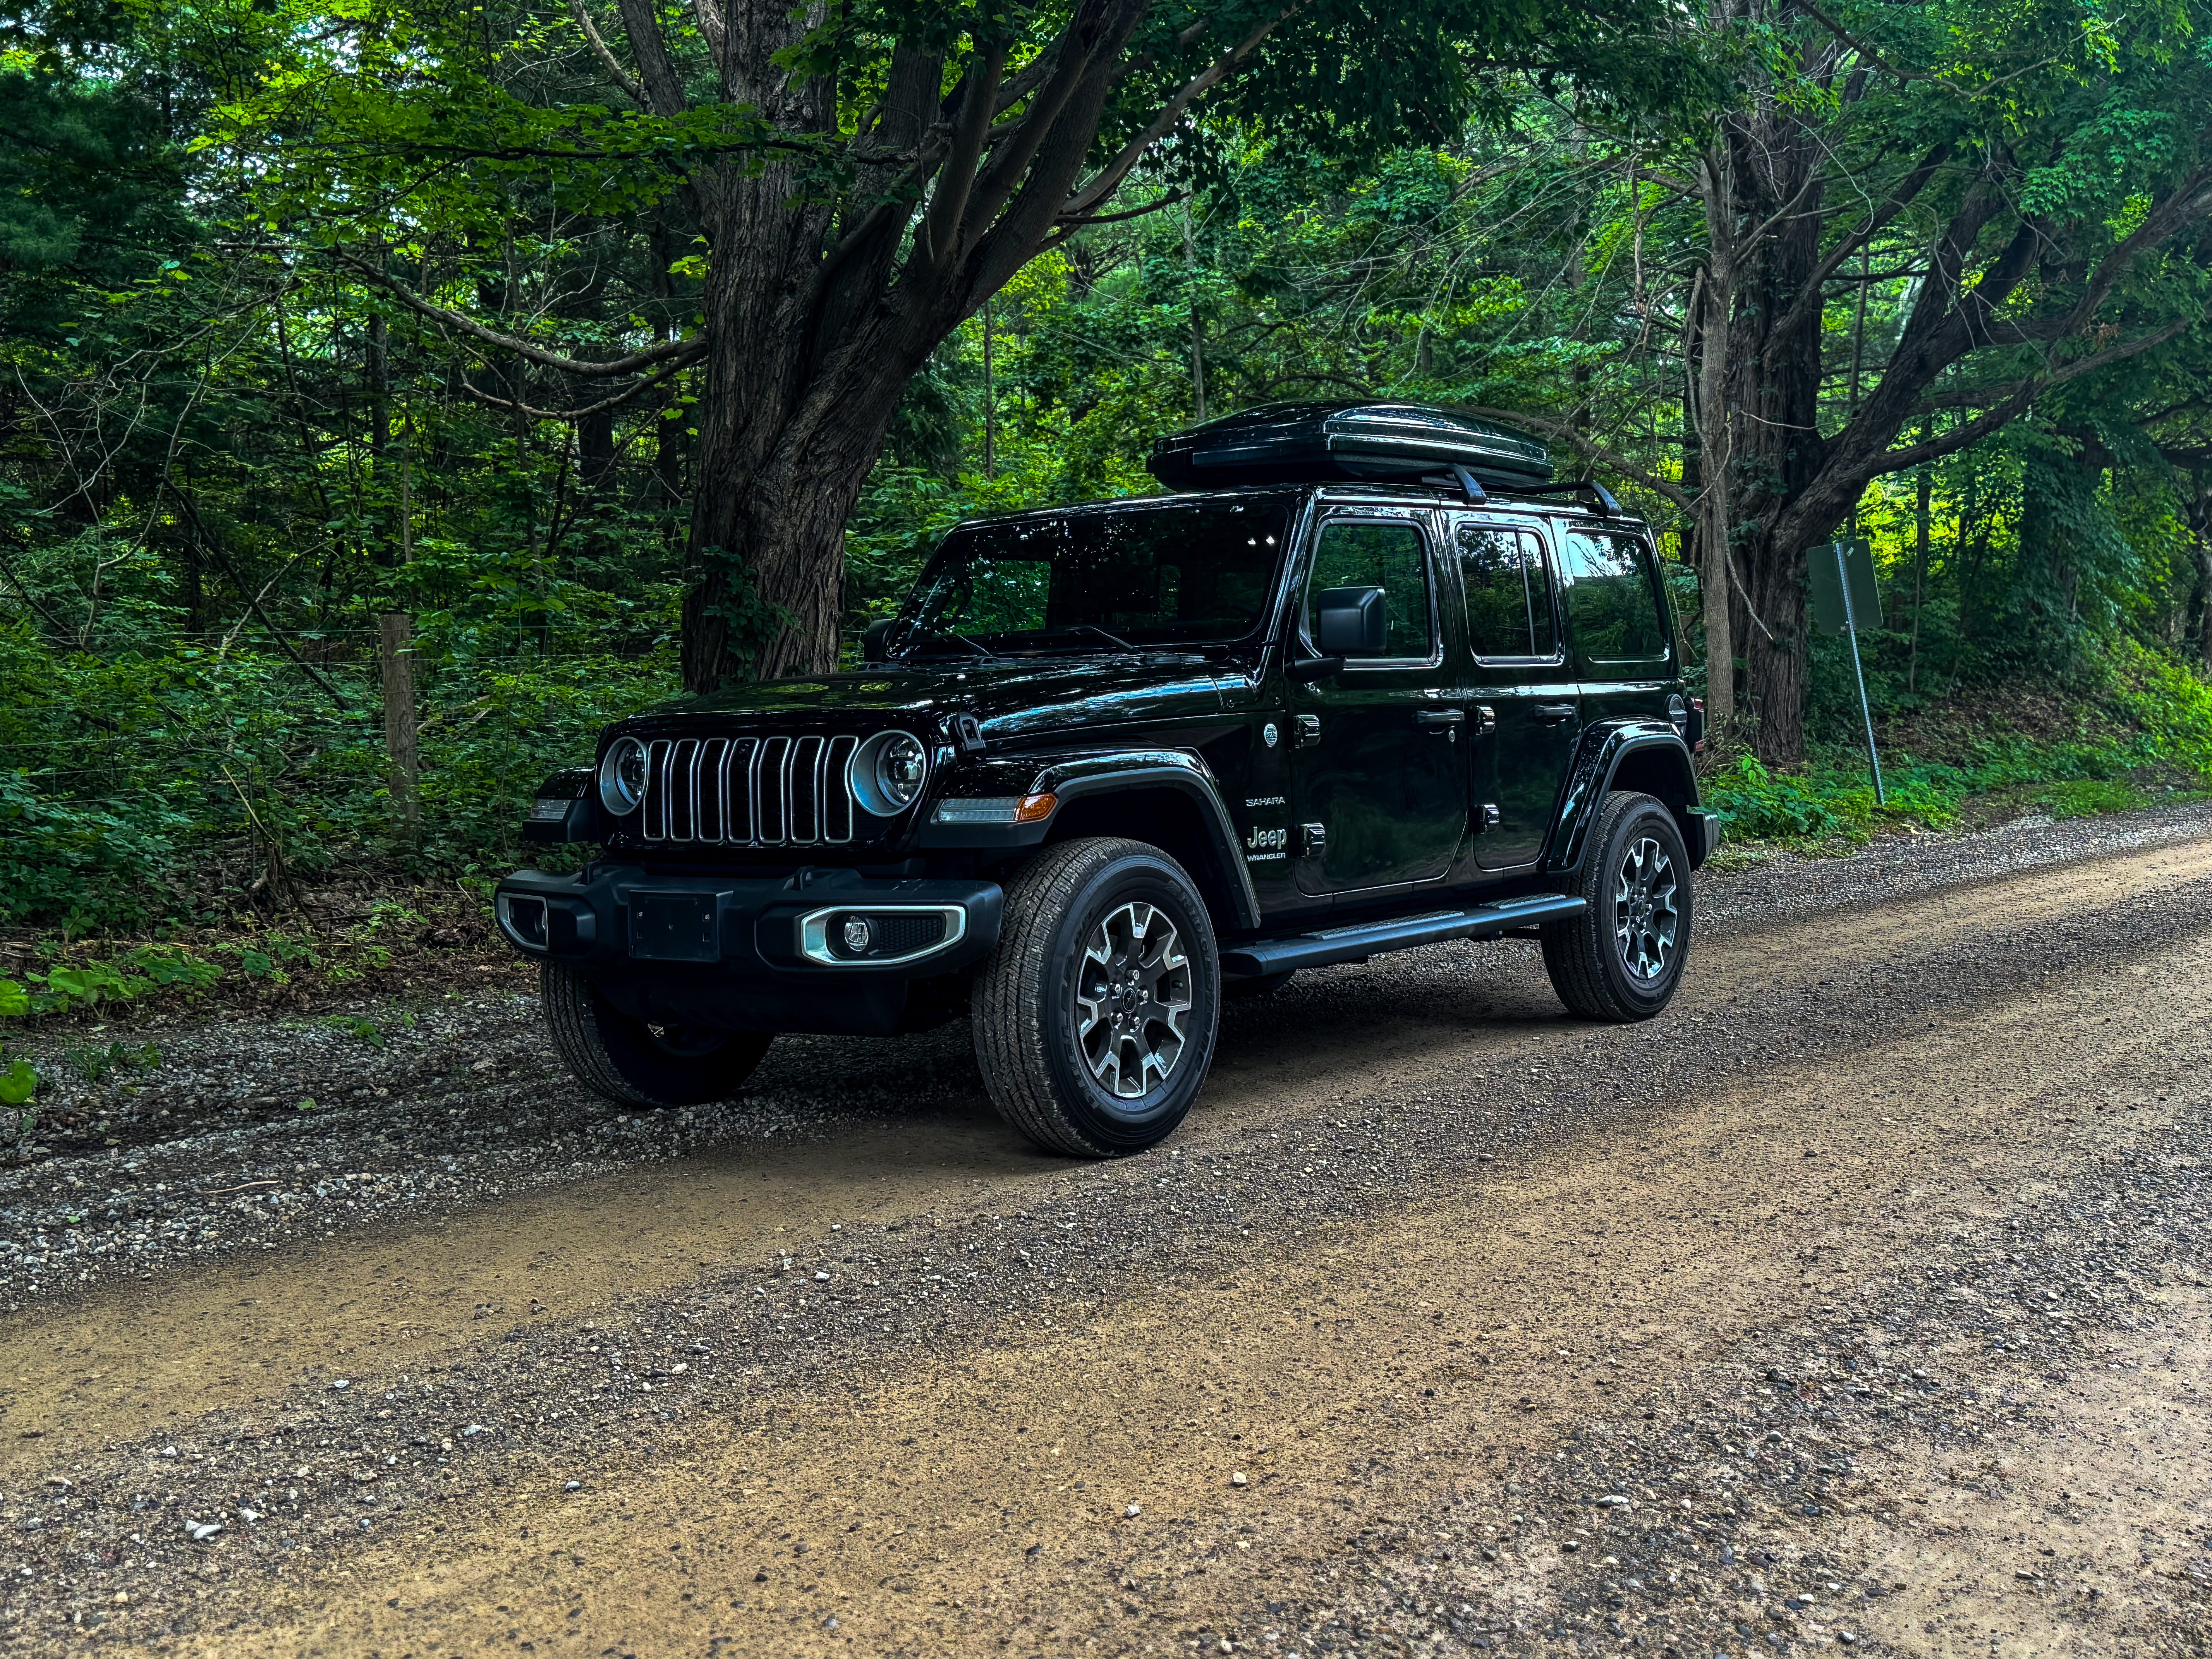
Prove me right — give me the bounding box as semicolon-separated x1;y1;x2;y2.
925;45;1009;267
453;345;705;420
614;0;691;117
1793;0;1950;88
333;253;701;377
1061;10;1290;220
1880;316;2203;473
187;518;362;710
691;0;728;75
565;0;646;105
1762;143;1949;360
1046;189;1187;235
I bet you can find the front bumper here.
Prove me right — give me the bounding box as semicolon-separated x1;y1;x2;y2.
494;866;1003;1034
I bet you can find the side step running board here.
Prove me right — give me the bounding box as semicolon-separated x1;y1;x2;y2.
1219;894;1586;978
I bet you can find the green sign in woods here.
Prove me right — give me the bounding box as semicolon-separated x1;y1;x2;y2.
1808;539;1882;637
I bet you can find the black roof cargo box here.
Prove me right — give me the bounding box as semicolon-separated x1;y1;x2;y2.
1147;402;1552;491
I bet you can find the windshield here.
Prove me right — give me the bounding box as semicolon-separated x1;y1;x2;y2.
897;495;1293;655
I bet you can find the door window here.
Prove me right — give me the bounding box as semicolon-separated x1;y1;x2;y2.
1456;524;1558;661
1303;520;1434;661
1560;529;1669;671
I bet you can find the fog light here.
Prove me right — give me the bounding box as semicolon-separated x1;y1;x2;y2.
841;915;873;953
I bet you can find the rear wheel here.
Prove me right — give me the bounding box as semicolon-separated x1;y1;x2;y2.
540;961;773;1108
974;837;1221;1157
1540;790;1692;1021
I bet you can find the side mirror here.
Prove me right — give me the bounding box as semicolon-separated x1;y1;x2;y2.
862;618;898;664
1315;586;1387;657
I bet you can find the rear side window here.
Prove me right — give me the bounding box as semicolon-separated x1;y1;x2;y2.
1560;529;1669;671
1456;524;1557;661
1304;519;1434;661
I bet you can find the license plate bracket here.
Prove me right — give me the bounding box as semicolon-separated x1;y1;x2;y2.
628;891;723;962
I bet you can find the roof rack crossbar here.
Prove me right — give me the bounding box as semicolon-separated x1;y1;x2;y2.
1419;466;1487;505
1505;478;1623;516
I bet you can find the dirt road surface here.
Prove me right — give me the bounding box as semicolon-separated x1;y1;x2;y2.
6;806;2212;1657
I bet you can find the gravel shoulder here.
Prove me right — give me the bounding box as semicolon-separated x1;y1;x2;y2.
3;802;2210;1655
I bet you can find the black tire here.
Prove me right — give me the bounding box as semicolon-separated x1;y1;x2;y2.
1540;790;1693;1022
974;836;1221;1157
540;961;773;1108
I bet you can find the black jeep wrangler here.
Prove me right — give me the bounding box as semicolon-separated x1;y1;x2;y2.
496;404;1716;1156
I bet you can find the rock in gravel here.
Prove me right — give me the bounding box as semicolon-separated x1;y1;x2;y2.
184;1521;221;1543
1231;1472;1248;1487
1597;1494;1630;1507
1126;1503;1142;1518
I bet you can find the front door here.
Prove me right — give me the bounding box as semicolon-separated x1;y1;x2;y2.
1289;513;1466;897
1452;517;1581;869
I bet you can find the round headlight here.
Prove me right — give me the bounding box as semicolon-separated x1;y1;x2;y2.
850;730;929;817
598;736;649;816
875;732;928;808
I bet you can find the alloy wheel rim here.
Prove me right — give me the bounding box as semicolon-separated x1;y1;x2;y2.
1073;900;1194;1100
1612;835;1680;983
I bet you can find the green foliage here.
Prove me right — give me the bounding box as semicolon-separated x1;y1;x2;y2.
1706;673;2212;850
318;1015;385;1048
63;1039;159;1084
0;1060;36;1111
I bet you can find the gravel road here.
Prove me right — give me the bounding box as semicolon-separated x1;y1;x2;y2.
3;802;2211;1657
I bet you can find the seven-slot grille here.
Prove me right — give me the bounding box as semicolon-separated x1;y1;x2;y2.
638;734;860;845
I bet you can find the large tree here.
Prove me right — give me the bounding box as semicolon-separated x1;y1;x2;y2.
1671;0;2212;758
215;0;1698;689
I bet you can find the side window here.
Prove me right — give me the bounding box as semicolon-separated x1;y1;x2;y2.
1456;524;1558;660
1560;529;1668;670
1304;520;1434;661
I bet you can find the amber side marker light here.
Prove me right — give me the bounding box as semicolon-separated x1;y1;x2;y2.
931;793;1060;825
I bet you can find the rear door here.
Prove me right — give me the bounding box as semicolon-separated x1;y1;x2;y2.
1288;511;1466;897
1557;523;1677;731
1453;517;1580;869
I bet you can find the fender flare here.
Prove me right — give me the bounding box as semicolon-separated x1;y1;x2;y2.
920;748;1262;930
1546;721;1705;876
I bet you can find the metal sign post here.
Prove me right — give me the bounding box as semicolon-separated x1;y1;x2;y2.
1807;538;1885;806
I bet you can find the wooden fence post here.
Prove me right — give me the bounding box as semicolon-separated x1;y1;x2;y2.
378;613;419;839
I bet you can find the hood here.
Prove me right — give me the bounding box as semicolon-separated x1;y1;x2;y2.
637;656;1231;744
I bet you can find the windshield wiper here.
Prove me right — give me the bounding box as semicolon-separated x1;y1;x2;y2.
900;625;1001;661
1050;624;1140;653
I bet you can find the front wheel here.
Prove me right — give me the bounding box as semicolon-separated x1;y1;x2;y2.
974;837;1221;1157
540;961;773;1108
1540;790;1693;1021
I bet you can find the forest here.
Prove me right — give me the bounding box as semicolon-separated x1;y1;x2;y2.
3;0;2212;955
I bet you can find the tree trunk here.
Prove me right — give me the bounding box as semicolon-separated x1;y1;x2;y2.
579;405;616;491
1908;447;1930;692
378;613;419;841
628;0;1152;693
982;298;998;478
2186;471;2212;670
1712;35;1829;765
1692;263;1735;741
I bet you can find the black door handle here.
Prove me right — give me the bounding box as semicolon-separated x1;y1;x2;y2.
1535;702;1578;725
1413;709;1465;729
